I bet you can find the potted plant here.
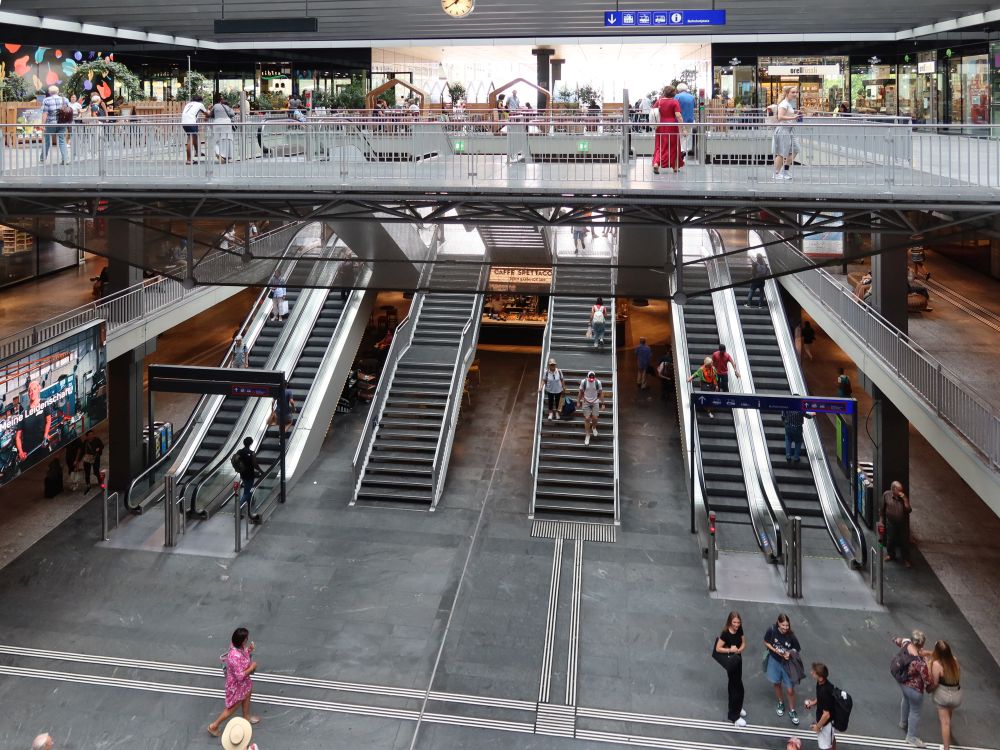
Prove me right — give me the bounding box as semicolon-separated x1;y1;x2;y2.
446;82;467;106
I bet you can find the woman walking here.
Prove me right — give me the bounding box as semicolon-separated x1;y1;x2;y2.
211;93;237;163
893;630;931;747
208;627;260;737
713;611;748;728
267;271;287;322
687;356;719;418
764;614;804;726
540;358;565;420
589;296;608;349
928;641;962;750
652;85;684;174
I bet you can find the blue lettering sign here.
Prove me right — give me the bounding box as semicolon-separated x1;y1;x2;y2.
692;392;855;416
604;9;726;26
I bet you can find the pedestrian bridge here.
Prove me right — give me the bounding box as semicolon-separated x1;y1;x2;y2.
2;119;998;209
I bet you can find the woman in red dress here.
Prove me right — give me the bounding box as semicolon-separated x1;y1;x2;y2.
653;85;684;174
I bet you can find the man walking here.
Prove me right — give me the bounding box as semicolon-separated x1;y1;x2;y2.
711;344;741;393
881;481;913;568
636;337;653;389
235;437;264;508
578;371;604;447
39;85;71;165
781;400;814;463
772;85;801;180
675;83;696;155
746;253;769;308
804;663;837;750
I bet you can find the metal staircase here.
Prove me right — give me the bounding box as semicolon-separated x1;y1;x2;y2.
531;263;619;521
354;260;485;507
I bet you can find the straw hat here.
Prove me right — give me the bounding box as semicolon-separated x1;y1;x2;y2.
221;717;253;750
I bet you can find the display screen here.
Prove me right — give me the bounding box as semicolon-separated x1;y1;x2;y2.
0;321;107;486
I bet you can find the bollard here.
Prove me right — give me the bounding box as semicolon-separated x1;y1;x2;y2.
787;516;803;599
164;473;176;547
99;470;109;541
708;511;717;592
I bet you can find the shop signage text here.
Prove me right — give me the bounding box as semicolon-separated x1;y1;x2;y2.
488;266;552;290
765;64;843;77
604;9;726;26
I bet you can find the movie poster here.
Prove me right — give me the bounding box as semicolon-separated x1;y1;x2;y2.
0;321;107;485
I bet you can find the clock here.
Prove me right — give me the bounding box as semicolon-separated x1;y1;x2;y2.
441;0;475;18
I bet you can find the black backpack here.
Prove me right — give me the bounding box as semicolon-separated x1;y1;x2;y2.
230;451;250;475
890;647;917;683
829;682;853;732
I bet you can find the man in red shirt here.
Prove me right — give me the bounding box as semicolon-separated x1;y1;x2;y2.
711;344;741;393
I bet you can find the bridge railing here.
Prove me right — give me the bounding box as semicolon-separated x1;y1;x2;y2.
2;120;997;191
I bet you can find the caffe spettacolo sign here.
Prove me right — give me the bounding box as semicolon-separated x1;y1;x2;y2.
488;266;553;292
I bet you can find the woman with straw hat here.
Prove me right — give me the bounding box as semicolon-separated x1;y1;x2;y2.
220;717;258;750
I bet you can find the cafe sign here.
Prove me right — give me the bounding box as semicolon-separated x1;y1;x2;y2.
488;266;553;291
765;64;843;77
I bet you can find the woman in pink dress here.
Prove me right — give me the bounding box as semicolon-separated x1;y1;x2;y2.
208;627;260;737
653;85;684;174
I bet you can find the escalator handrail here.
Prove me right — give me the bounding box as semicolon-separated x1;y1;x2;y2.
754;231;868;568
702;229;785;560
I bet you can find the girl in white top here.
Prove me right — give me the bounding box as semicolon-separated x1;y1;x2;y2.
540;359;565;420
589;296;608;349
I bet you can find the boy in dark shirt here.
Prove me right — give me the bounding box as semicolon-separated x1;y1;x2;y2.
804;662;836;750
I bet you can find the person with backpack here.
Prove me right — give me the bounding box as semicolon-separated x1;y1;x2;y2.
836;368;852;399
539;359;565;420
804;662;838;750
39;85;72;165
746;253;769;308
712;611;748;728
588;297;608;349
687;357;719;418
800;321;816;361
781;400;814;463
764;614;803;726
233;437;264;508
891;631;931;747
578;371;604;446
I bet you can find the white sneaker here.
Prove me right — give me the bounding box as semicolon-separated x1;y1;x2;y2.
772;173;784;180
584;435;591;446
906;738;926;748
782;172;793;180
591;428;599;437
546;413;553;421
734;718;747;728
554;413;561;420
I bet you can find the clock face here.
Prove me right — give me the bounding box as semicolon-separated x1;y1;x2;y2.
441;0;475;17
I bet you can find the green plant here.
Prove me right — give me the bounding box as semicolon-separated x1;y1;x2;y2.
332;75;366;109
377;88;397;107
446;82;467;104
576;84;601;106
219;89;242;108
0;74;33;102
67;59;143;101
555;85;578;104
175;71;209;102
310;89;334;108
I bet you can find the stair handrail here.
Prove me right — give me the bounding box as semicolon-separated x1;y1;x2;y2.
705;229;786;562
610;258;621;525
351;294;426;497
529;267;558;519
430;261;490;508
752;232;868;569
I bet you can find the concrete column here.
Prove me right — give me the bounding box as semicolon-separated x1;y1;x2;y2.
107;339;156;493
106;219;145;294
990;237;1000;280
869;225;909;496
532;48;554;110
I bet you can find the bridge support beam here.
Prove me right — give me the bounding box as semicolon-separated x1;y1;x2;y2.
532;48;554;111
108;339;156;493
870;225;910;501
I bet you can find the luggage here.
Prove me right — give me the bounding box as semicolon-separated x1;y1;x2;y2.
561;396;576;418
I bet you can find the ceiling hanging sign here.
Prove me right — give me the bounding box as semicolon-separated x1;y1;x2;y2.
605;9;726;26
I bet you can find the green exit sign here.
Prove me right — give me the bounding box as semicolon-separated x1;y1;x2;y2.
454;140;466;153
578;141;591;152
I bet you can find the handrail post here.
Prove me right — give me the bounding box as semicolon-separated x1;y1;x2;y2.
164;473;176;547
234;480;243;553
786;516;803;598
708;511;717;592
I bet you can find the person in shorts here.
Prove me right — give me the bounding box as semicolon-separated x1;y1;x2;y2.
578;371;604;446
804;662;836;750
772;86;801;180
181;94;208;164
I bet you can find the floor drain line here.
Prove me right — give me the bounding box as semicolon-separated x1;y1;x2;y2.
532;520;616;543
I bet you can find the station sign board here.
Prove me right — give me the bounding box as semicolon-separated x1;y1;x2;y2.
693;392;856;416
604;9;726;26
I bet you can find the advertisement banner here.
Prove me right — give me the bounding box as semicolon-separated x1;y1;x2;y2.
0;321;107;486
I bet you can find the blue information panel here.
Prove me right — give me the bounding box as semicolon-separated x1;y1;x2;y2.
605;9;726;26
692;392;856;416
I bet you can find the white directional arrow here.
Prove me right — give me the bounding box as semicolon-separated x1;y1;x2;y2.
606;12;617;23
697;396;706;405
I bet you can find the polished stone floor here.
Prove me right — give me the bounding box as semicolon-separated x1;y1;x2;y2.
1;305;998;749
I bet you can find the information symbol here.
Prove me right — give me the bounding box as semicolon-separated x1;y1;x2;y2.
670;11;683;23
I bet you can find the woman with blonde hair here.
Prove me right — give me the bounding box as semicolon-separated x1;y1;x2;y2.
927;641;962;750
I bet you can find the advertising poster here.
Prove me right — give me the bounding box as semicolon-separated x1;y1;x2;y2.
802;212;845;258
0;321;107;485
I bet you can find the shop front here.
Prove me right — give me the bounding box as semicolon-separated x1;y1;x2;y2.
759;57;848;112
1;225;80;290
479;266;552;346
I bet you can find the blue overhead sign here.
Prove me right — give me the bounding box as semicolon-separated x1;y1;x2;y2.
604;9;726;26
692;392;856;416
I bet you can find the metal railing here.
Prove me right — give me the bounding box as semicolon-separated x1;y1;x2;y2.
764;233;1000;473
430;263;490;509
351;294;426;499
529;270;558;517
5;120;998;194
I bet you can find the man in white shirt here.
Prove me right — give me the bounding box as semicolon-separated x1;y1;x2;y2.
771;86;801;180
181;94;208;164
578;371;604;446
507;90;520;112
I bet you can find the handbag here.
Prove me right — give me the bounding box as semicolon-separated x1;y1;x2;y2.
762;648;772;671
585;325;593;339
649;108;661;124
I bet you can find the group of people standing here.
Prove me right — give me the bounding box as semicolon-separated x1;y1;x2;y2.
181;93;239;164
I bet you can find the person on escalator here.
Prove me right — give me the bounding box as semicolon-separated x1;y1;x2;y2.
781;400;814;463
267;272;287;322
711;344;741;393
234;437;264;508
687;357;719;418
746;253;769;308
